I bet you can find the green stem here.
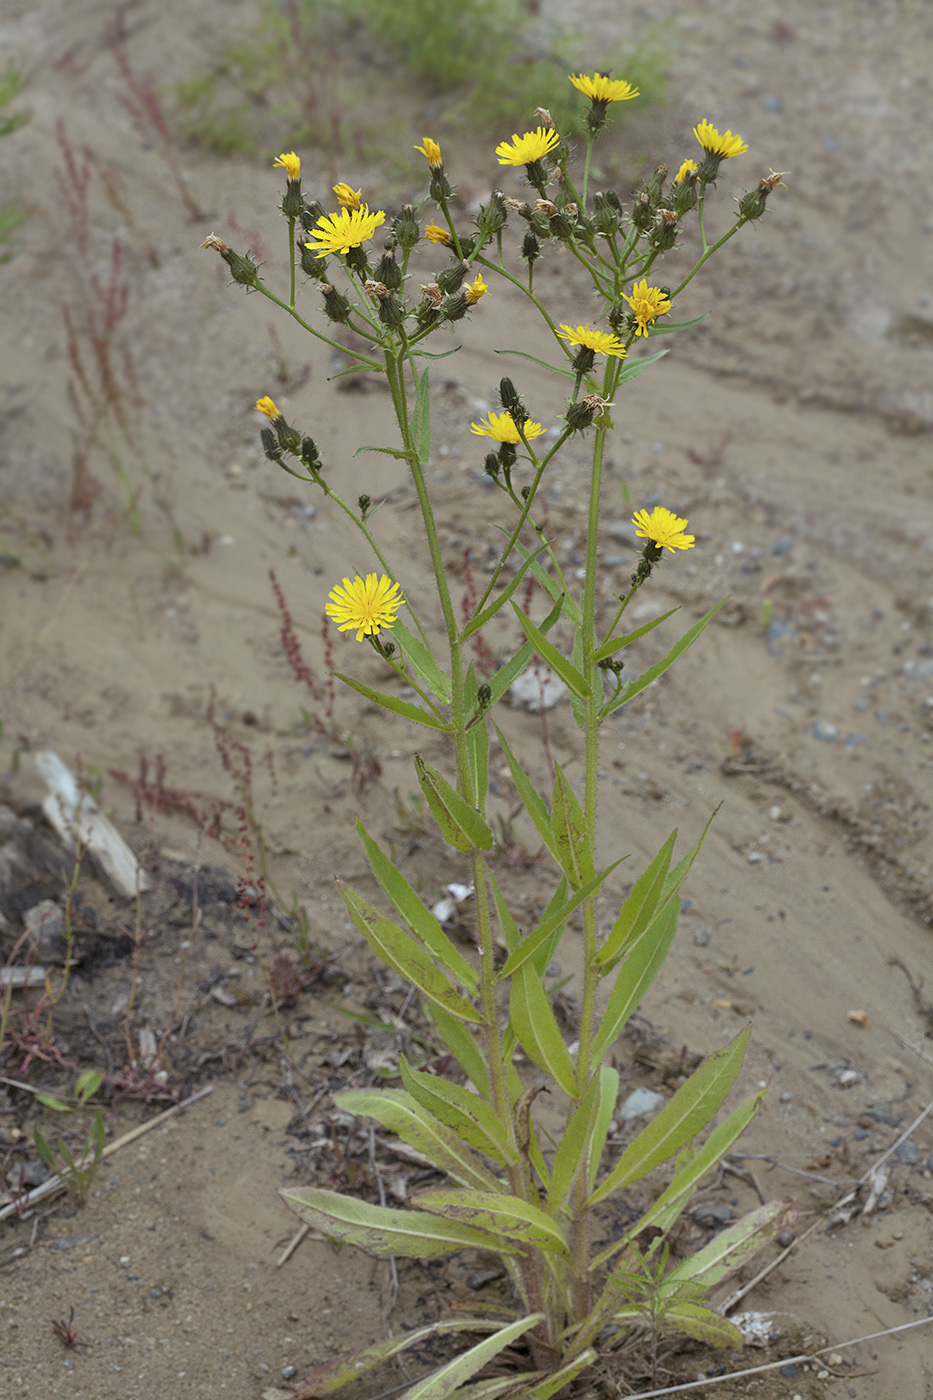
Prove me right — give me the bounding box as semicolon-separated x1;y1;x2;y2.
671;221;742;298
255;283;382;371
288;215;296;308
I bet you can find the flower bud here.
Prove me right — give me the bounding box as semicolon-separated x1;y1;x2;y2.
671;174;698;216
391;203;421;251
300;436;322;471
358;494;371;517
522;231;541;265
498;378;526;427
641;164;668;205
482;453;500;479
429;168;453;203
377;294;408;331
476;189;508;240
260;427;282;462
299;241;330;279
374;251;403;291
437;260;468;294
649;208;680;252
630;191;654;232
274;415;302;455
345;244;370;275
321;284;352;323
281;180;304;220
300;200;324;232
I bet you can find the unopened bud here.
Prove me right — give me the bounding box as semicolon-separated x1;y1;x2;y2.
482;453;500;479
281;180;304;220
476;189;508;239
374;251;403;291
477;683;492;709
631;191;654;232
358;494;371;516
649;207;680;251
274;416;302;455
260;427;282;462
300;436;321;471
345;245;370;275
377;293;407;331
391;203;421;251
321;284;352;323
437;261;468;294
429;168;453;203
299;241;330;279
300;200;324;232
522;231;540;264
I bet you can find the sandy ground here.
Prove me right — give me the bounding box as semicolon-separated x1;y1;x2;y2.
2;0;933;1396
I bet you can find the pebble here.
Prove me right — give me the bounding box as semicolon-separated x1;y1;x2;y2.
771;537;793;556
693;927;712;947
895;1138;918;1165
691;1203;733;1228
466;1267;505;1290
618;1087;666;1121
853;1126;871;1140
813;720;840;741
281;1366;297;1380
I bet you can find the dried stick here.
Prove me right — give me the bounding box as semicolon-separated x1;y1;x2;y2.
0;1084;213;1223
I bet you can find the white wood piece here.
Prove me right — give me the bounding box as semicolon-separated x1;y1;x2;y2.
34;751;152;899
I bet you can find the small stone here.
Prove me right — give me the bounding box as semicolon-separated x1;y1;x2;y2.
827;1353;843;1366
853;1126;871;1140
771;537;793;556
281;1366;297;1381
895;1139;918;1165
149;1288;160;1299
813;720;839;742
780;1362;798;1377
5;1160;49;1189
692;927;712;947
691;1203;733;1229
618;1087;666;1122
777;1228;796;1248
466;1268;505;1290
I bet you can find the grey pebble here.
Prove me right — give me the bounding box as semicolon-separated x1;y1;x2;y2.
770;537;793;556
282;1366;297;1380
149;1288;161;1299
466;1268;505;1290
692;927;712;947
761;95;784;112
691;1204;733;1228
895;1139;918;1165
853;1126;871;1140
813;720;839;741
618;1087;666;1121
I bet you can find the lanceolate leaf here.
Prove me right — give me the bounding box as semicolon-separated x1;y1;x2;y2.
334;671;452;731
335;1088;505;1193
595;830;676;971
588;1027;751;1206
489;872;521;955
416;754;494;852
411;364;432;465
485;597;564;709
280;1186;512;1258
468;713;490;812
509;962;578;1096
588;1066;620;1189
546;1072;602;1217
295;1318;512;1397
425;1003;491;1101
660;1198;797;1297
512;605;590;699
646;312;709;336
399;1315;544;1400
460;544;549;642
522;1350;597;1400
393;618;452;702
615;347;668;384
591;608;679;664
356;820;477;993
494;726;558;863
599;600;726;720
497;865;622;981
551;764;594;888
591;897;681;1062
338;883;481;1023
657;1301;743;1349
401;1056;519;1165
413;1188;572;1259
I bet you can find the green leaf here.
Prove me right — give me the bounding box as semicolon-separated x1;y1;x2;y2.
588;1066;620;1189
592;1091;767;1270
493;727;558;863
591;897;680;1062
460;544;548;642
35;1094;70;1113
401;1056;518;1165
551;765;594;888
33;1128;56;1170
662;806;719;899
522;1350;597;1400
505;538;574;618
356;820;477;993
509;962;578;1096
74;1069;103;1104
489;872;522;955
546;1072;602;1216
658;1301;743;1349
399;1315;544;1400
424;1003;491;1101
354;444;416;461
496;346;575;379
296;1318;512;1397
614;347;668;384
592;608;679;664
280;1186;513;1258
599;600;726;720
338;883;481;1023
334;671;452;731
512;606;590;699
413;1188;572;1258
646;312;709;336
588;1027;751;1206
410;364;432;465
660;1198;796;1297
568;628;585;730
485;597;563;711
410;344;463;361
393;618;451;702
497;866;621;980
415;754;494;851
335;1088;505;1193
467;714;490;812
595;830;677;971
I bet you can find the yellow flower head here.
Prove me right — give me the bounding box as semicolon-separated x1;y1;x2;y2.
273;151;301;181
495;127;561;167
415;137;443;169
556;324;627;359
333;182;362;210
305;205;386;258
674;158;698;184
424;220;452;246
569;72;639;104
471;412;544;444
621;280;671;337
255;395;281;420
464;273;488;305
693;120;748;160
325;573;404;642
632;506;695;553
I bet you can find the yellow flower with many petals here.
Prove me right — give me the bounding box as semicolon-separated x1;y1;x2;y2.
325;574;404;642
333;182;362;210
556;324;627;359
464;273;488;305
415;137;443;168
273;151;301;181
693;120;748;159
621;280;671;337
424;220;452;245
632;506;695;553
674;158;698;184
305;205;386;258
255;396;281;420
569;72;639;103
471;412;544;444
495;127;561;167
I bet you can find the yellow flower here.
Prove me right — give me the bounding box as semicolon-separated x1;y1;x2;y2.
569;72;639;103
415;137;443;168
255;396;281;419
333;182;362;210
273;151;301;181
464;273;488;304
674;158;698;184
556;324;627;359
693;120;748;159
632;507;695;553
621;280;672;337
326;574;404;642
424;220;452;245
470;412;544;444
305;205;386;258
495;127;561;167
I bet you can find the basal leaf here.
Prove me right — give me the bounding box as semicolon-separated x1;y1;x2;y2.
522;1350;597;1400
334;671;452;731
416;754;494;852
413;1188;572;1259
401;1056;519;1165
280;1186;513;1258
657;1301;743;1349
660;1198;796;1297
399;1315;544;1400
509;963;578;1096
338;883;481;1023
335;1088;505;1193
298;1318;509;1397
